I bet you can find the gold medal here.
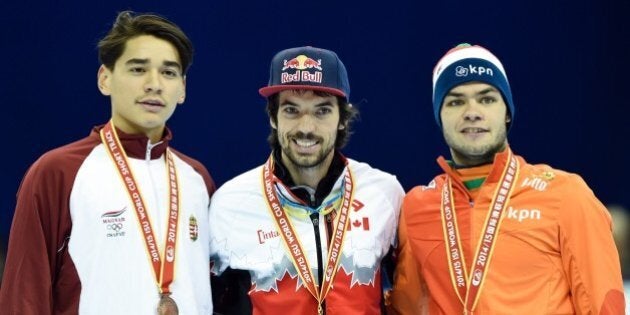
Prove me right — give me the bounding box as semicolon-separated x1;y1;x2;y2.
157;294;179;315
317;304;323;315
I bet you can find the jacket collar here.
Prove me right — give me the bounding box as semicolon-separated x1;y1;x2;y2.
437;146;514;189
91;124;172;160
272;149;347;208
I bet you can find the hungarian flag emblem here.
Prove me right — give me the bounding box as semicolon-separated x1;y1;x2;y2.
189;215;199;241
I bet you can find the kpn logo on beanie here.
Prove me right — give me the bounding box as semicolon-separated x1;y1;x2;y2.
455;63;494;77
432;43;515;129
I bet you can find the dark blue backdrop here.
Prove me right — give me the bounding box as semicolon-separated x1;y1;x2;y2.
1;0;628;244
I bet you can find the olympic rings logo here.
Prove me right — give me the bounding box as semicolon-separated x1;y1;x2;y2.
107;223;123;231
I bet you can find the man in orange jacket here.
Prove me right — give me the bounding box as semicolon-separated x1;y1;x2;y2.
389;43;625;314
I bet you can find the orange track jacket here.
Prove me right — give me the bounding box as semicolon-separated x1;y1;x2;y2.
390;149;625;315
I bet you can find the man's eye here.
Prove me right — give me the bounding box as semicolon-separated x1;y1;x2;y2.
163;69;179;78
283;107;298;114
130;67;145;73
479;97;496;104
316;107;332;115
445;99;464;107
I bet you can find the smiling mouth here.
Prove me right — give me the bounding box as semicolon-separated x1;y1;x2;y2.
293;138;318;148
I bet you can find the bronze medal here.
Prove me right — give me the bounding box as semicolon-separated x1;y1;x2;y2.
157;294;179;315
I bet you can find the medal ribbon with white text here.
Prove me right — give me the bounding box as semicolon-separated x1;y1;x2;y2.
261;155;354;309
100;121;180;297
440;150;519;313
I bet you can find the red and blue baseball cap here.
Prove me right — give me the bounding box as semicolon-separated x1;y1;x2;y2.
259;46;350;101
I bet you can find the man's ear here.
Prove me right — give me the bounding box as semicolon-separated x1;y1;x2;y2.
270;117;277;129
97;65;111;96
505;113;512;123
177;75;186;104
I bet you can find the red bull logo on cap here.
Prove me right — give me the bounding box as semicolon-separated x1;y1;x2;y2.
281;54;322;70
280;54;323;84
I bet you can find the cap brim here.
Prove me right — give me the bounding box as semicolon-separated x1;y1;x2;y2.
259;85;346;99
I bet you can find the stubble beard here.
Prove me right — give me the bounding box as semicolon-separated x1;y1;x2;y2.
444;129;507;166
280;132;335;170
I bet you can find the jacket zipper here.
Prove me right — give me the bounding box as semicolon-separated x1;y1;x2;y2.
145;141;162;235
309;193;326;314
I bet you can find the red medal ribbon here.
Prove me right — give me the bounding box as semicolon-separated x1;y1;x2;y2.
262;155;354;308
100;121;180;297
440;150;519;313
